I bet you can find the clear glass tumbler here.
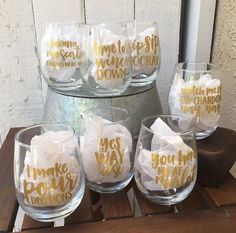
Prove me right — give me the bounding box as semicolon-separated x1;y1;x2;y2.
40;22;90;90
80;106;133;193
134;115;197;205
14;124;85;222
128;21;160;86
168;62;222;139
84;23;132;96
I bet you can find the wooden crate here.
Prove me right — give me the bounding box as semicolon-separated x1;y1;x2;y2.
1;128;236;233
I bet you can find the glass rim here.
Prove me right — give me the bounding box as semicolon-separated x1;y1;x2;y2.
141;114;195;136
117;20;158;25
44;21;83;25
81;106;131;125
43;21;90;28
175;62;220;73
91;22;131;29
133;20;157;26
14;123;75;148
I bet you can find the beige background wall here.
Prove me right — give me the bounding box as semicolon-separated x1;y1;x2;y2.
211;0;236;175
0;0;182;142
212;0;236;130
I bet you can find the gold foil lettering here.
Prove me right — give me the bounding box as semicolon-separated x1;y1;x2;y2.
178;150;194;166
151;153;175;168
93;40;130;81
151;150;196;189
131;34;159;69
46;40;81;68
23;163;78;206
95;137;125;178
180;85;222;116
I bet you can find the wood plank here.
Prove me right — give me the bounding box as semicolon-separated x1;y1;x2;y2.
18;206;236;233
197;127;236;187
0;128;21;232
89;191;103;221
33;0;84;43
66;188;98;225
101;190;133;220
0;0;44;141
175;185;212;211
22;216;52;231
85;0;134;24
133;183;173;216
205;174;236;207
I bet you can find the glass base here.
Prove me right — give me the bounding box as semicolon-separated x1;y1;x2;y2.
140;188;192;205
196;126;217;140
87;174;133;193
88;85;129;97
46;78;83;91
131;73;156;87
130;80;154;87
135;175;195;205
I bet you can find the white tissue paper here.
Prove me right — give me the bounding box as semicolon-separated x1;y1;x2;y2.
41;28;87;83
80;116;132;183
168;73;221;132
20;131;80;206
89;27;129;89
131;27;159;77
136;118;196;191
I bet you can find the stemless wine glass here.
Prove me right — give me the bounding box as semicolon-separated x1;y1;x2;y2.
14;124;85;222
168;62;222;139
134;115;197;205
80;106;133;193
40;22;90;90
83;23;132;96
128;21;160;86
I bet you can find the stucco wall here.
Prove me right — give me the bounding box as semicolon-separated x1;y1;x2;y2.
211;0;236;175
211;0;236;129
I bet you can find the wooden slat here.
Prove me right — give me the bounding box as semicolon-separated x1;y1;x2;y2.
89;190;104;221
101;190;133;220
2;126;236;232
0;0;44;141
22;216;52;231
205;174;236;207
175;185;212;211
197;127;236;187
85;0;134;24
133;183;173;216
18;206;236;233
66;188;98;225
0;128;21;232
194;183;216;208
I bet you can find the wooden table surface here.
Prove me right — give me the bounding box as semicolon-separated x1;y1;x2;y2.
1;128;236;233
